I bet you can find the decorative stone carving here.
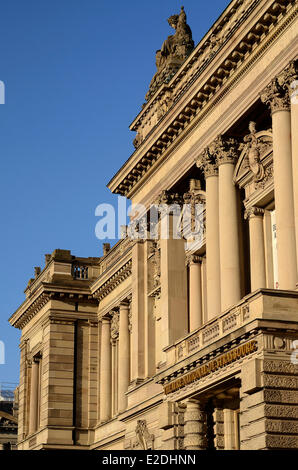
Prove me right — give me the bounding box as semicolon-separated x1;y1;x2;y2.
234;124;273;189
183;399;207;450
196;148;218;178
155;189;183;207
146;7;194;101
243;121;266;181
260;77;290;114
254;162;273;190
206;135;239;166
152;241;161;289
110;311;119;342
157;91;173;119
135;419;155;450
185;254;202;266
244;206;265;220
278;60;298;94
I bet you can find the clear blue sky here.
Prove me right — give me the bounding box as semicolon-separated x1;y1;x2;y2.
0;0;230;384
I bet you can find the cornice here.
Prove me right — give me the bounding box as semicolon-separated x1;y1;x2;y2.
9;283;95;330
108;0;296;198
92;260;132;301
129;0;260;131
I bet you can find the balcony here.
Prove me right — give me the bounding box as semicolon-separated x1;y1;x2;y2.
164;288;298;367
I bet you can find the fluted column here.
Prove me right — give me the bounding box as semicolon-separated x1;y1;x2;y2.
118;301;130;413
100;318;112;422
261;79;297;290
198;153;221;319
245;207;266;292
184;399;207;450
28;358;39;434
187;255;203;331
216;137;241;310
279;61;298;288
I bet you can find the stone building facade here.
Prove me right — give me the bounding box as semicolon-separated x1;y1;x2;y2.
9;0;298;450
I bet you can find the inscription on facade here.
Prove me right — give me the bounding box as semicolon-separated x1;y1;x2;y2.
164;340;258;395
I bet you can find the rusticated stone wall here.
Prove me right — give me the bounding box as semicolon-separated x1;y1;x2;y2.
240;360;298;450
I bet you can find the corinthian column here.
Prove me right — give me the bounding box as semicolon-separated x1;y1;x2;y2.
279;61;298;288
214;136;241;310
261;79;297;290
197;152;221;319
118;301;130;413
100;318;112;422
184;399;207;450
187;255;203;330
245;207;266;292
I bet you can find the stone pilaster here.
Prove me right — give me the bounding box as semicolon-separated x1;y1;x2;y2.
100;318;112;422
184;399;207;450
159;401;185;450
28;358;39;435
213;408;224;450
131;240;145;382
160;201;188;350
118;301;130;413
244;207;266;292
261;79;297;290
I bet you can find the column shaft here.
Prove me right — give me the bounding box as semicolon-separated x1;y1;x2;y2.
118;302;130;413
99;319;112;422
206;174;221;318
188;257;203;331
246;208;266;291
261;77;297;289
272;109;297;289
219;162;241;310
184;399;207;450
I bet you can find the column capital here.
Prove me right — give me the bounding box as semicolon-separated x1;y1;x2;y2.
204;135;239;167
119;299;130;308
244;206;265;220
278;60;298;93
154;189;183;207
196;148;218;178
260;78;290;114
186;254;203;266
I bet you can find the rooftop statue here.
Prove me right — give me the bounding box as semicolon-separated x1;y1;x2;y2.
145;6;194;101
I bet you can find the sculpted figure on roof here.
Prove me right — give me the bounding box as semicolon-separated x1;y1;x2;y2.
145;6;194;101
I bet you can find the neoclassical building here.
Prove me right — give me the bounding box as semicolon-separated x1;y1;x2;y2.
9;0;298;450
